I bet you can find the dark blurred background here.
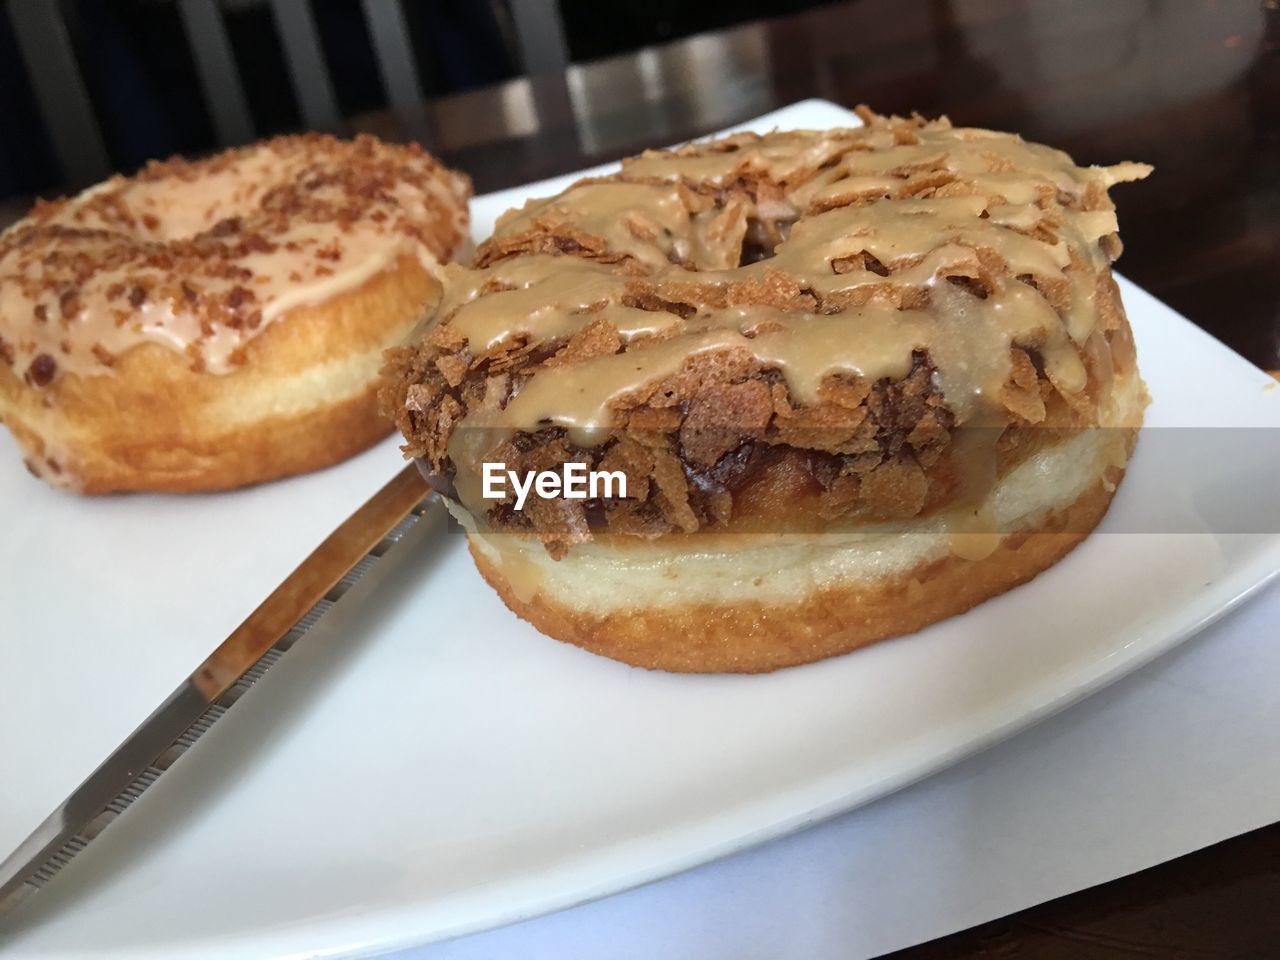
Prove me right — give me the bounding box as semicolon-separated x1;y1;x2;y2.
0;0;828;204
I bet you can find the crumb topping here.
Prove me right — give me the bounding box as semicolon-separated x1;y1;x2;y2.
383;107;1149;554
0;133;472;385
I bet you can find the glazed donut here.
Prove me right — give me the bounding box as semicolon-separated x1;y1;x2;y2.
382;108;1151;673
0;133;470;493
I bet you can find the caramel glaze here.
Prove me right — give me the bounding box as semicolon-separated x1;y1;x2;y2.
383;108;1150;557
0;134;471;387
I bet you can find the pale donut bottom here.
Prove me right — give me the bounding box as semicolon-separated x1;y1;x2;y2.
0;254;440;494
453;369;1147;673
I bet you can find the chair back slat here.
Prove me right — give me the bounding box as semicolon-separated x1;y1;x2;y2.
360;0;435;147
267;0;342;133
177;0;255;148
507;0;570;78
6;0;110;188
506;0;573;134
2;0;580;197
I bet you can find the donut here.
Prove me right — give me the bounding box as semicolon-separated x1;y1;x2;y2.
0;133;471;493
382;108;1152;673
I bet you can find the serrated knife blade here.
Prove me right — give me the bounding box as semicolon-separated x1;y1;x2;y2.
0;463;432;919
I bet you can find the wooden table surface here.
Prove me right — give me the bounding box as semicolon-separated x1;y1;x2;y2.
394;1;1279;955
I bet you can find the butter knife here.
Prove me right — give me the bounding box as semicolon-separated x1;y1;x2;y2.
0;463;432;917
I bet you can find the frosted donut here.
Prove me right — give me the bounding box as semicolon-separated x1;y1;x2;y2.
383;108;1151;673
0;133;470;493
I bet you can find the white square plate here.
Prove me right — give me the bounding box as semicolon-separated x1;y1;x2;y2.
3;100;1279;959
